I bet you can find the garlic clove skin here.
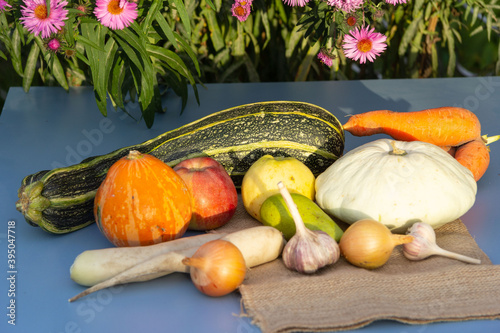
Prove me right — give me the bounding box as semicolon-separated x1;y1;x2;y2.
282;229;340;274
402;234;435;261
407;222;436;243
404;222;481;265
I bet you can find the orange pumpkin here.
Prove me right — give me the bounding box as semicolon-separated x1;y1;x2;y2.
94;150;192;247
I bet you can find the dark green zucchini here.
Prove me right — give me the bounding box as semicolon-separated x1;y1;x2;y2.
16;101;344;234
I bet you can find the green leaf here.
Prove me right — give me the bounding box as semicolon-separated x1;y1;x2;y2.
496;41;500;76
64;16;75;46
471;5;479;27
486;12;492;41
162;70;188;109
170;0;191;36
295;41;320;81
75;35;105;52
23;43;40;93
108;58;127;110
408;30;423;75
81;22;111;116
443;23;456;77
242;53;260;82
431;42;438;77
232;23;245;57
114;25;151;68
219;58;246;82
204;0;216;11
75;50;91;66
114;25;157;127
11;28;23;77
113;32;145;74
398;13;422;56
286;26;305;59
202;8;224;52
146;44;195;85
154;11;178;49
142;0;162;34
173;31;201;76
412;0;425;18
50;55;69;90
258;8;272;50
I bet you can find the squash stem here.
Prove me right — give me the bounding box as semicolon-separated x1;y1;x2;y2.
389;141;407;156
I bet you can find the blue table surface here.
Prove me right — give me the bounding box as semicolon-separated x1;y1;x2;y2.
1;77;499;333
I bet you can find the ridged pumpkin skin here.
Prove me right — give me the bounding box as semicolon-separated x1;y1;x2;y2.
94;150;192;247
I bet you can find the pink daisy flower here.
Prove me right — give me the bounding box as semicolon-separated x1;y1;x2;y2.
317;50;334;68
342;26;387;64
20;0;68;38
283;0;309;7
231;0;251;22
0;0;11;11
327;0;364;13
94;0;138;30
385;0;407;4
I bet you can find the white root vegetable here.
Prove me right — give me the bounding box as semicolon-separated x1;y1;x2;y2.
70;232;226;286
69;226;285;302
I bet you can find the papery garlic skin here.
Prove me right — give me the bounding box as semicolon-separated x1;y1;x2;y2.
407;222;436;243
402;234;434;260
282;230;340;274
403;221;481;265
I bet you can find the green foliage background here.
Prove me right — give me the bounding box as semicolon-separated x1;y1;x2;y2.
1;0;499;126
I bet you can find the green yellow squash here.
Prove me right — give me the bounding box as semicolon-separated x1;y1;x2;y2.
16;101;344;234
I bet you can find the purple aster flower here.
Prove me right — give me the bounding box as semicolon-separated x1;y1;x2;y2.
0;0;12;11
231;0;251;22
47;38;61;52
327;0;364;13
283;0;309;7
20;0;68;38
317;50;334;68
342;26;387;64
385;0;407;4
94;0;138;30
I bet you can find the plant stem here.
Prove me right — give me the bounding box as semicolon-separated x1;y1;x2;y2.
277;181;308;235
435;247;481;265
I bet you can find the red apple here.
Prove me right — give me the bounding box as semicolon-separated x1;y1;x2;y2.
173;157;238;230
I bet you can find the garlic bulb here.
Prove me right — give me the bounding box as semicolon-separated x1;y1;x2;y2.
403;222;480;264
282;229;340;274
277;181;340;274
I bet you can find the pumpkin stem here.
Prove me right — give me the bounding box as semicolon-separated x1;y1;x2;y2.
126;150;144;160
389;141;407;156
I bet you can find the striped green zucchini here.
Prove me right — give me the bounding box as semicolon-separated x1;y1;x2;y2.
16;101;344;234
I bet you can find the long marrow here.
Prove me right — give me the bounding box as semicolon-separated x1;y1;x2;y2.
16;101;344;234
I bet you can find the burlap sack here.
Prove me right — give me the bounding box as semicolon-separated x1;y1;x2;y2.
217;199;500;332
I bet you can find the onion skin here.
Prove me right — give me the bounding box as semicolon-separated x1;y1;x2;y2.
339;219;414;269
182;240;247;297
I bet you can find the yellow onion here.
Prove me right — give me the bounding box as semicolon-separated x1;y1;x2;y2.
339;219;414;269
182;240;247;297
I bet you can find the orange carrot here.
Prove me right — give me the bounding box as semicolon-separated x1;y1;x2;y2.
454;138;490;182
440;146;457;157
343;107;481;147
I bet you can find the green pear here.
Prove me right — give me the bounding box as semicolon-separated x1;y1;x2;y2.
260;193;343;242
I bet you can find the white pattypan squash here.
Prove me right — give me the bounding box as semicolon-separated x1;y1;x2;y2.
315;139;477;233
